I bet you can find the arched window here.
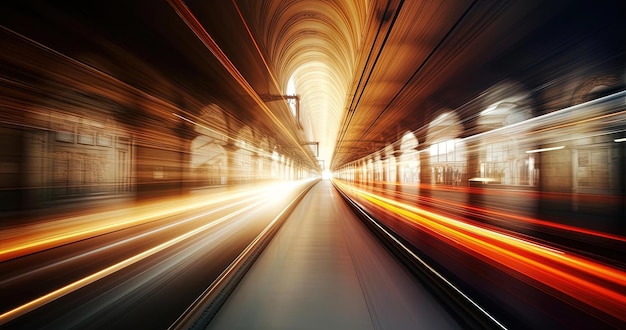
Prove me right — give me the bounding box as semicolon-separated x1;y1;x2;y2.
384;144;397;185
399;132;419;183
478;97;532;186
235;126;254;183
190;105;228;186
426;112;467;186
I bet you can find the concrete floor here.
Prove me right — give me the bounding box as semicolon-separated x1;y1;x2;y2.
209;180;460;330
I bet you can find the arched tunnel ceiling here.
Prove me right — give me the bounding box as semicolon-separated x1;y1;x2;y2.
235;0;369;169
2;1;623;172
230;0;578;170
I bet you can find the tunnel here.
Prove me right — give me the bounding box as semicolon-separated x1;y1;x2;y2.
1;1;625;329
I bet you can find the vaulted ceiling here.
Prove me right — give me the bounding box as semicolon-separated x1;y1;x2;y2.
234;0;369;169
2;0;623;171
227;0;575;169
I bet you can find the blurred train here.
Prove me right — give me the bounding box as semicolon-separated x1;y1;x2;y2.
334;90;626;254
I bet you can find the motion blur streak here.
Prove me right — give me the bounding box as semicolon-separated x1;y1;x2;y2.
0;183;287;262
334;180;626;323
1;196;260;284
361;183;625;242
0;194;270;324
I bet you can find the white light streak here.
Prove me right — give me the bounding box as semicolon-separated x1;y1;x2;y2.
525;146;564;154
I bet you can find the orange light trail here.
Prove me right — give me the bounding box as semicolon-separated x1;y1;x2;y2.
0;196;270;325
334;180;626;322
359;181;626;243
0;182;308;262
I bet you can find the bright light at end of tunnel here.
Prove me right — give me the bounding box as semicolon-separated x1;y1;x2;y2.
322;170;332;180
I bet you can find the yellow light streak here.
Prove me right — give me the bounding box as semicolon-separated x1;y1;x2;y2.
0;183;293;262
0;196;268;324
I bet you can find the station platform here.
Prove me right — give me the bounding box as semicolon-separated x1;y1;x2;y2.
208;180;461;329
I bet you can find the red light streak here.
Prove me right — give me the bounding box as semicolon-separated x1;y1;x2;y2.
335;180;626;323
354;181;626;243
